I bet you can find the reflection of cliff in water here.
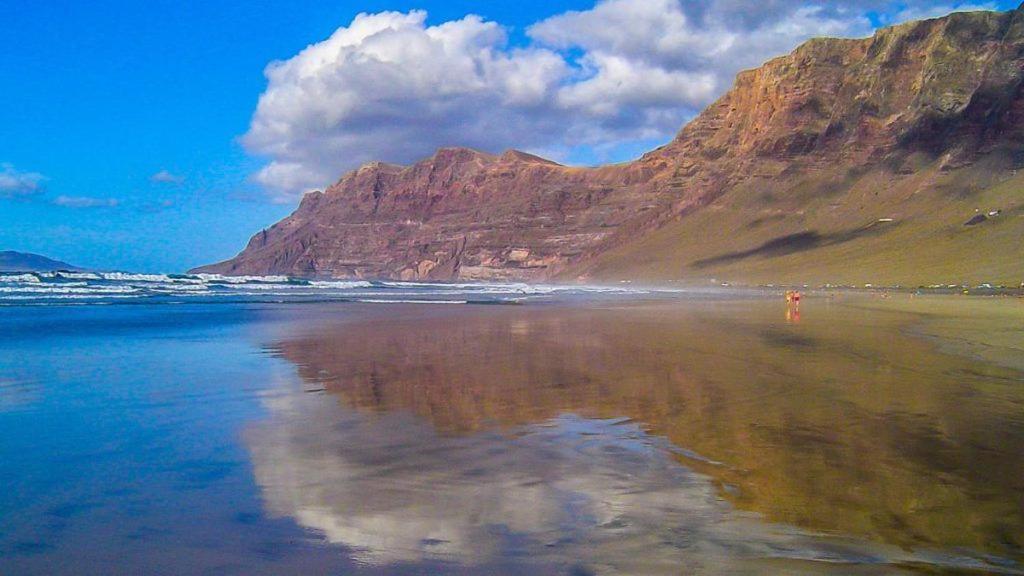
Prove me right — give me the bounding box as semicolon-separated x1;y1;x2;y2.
249;400;954;574
259;301;1024;566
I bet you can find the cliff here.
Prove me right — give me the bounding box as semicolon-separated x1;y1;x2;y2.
196;7;1024;286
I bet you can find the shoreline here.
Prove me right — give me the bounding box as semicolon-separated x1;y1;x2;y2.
836;292;1024;373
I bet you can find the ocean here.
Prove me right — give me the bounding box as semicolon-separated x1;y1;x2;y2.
0;271;677;306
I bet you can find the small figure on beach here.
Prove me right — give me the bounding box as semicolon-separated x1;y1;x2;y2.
785;290;802;307
785;290;802;323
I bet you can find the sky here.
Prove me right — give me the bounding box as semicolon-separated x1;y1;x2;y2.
0;0;1016;272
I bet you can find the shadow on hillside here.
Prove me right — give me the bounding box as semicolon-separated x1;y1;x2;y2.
692;222;894;269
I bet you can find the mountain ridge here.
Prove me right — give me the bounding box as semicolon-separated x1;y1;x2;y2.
0;251;83;273
196;6;1024;285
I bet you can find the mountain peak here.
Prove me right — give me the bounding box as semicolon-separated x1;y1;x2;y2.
499;150;562;166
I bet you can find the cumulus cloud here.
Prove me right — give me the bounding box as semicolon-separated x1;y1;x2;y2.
243;10;569;196
150;169;184;184
243;1;1008;198
529;0;869;142
53;195;120;209
0;164;46;198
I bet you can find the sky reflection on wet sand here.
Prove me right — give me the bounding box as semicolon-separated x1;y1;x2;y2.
1;296;1021;575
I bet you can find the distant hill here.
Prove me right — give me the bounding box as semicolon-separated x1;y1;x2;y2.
0;251;83;272
196;7;1024;286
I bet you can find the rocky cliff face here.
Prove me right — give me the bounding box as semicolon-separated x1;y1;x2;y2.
196;7;1024;283
200;149;664;280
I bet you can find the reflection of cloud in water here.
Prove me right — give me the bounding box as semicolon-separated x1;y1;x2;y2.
267;303;1024;561
245;389;995;575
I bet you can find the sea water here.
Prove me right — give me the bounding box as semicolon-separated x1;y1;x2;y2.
0;272;674;306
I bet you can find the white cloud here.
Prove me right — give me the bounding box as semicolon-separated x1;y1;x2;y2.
151;170;184;184
246;388;954;569
243;10;570;197
243;1;1007;198
530;1;867;143
0;164;45;198
53;196;120;209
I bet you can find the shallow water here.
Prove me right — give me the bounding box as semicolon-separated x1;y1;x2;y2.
0;271;674;305
1;295;1021;575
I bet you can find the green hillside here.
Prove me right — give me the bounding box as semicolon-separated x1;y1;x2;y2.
573;152;1024;287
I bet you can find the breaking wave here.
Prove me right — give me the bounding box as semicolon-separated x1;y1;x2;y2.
0;271;678;306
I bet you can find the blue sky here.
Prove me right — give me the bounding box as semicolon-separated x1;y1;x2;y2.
1;0;1015;272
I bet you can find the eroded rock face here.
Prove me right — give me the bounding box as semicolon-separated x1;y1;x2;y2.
197;148;671;280
195;7;1024;281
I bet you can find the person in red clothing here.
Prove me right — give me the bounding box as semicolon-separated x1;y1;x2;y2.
785;290;802;307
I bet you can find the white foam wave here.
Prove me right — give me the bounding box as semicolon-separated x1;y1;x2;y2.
48;272;102;280
100;272;177;283
0;274;41;283
0;273;671;305
0;294;139;300
144;283;208;292
310;280;373;289
196;274;293;284
217;283;299;291
0;285;140;294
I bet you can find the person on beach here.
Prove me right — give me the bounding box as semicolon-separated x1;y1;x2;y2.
786;290;801;307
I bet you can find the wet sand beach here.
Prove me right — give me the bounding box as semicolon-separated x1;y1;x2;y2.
844;293;1024;372
1;292;1021;575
